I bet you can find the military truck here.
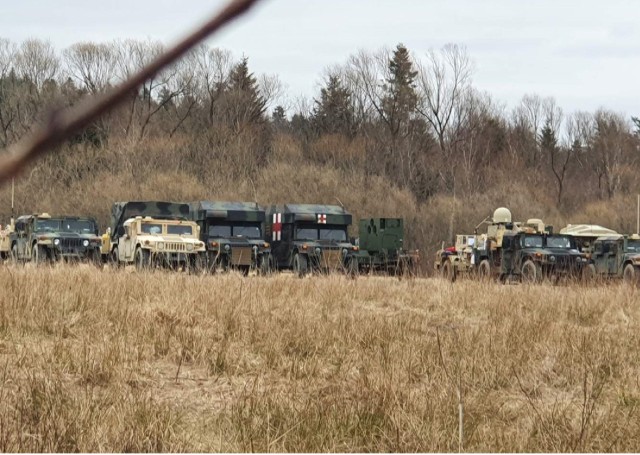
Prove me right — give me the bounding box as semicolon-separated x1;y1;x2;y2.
102;201;191;262
353;218;419;275
113;216;205;270
582;234;640;283
9;213;102;264
265;204;358;276
189;201;271;275
498;231;587;283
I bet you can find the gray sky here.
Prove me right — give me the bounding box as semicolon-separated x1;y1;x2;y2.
2;0;639;116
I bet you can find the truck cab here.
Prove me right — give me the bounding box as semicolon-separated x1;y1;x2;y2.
586;235;640;282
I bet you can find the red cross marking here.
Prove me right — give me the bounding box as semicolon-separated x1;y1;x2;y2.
272;213;282;241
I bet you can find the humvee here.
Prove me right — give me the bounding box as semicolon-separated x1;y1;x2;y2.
583;234;640;283
189;201;271;275
559;224;619;253
103;201;191;262
113;216;205;270
354;218;419;275
499;231;587;283
9;213;102;264
265;204;358;276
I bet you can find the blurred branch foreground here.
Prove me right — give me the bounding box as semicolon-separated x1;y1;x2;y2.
0;0;260;187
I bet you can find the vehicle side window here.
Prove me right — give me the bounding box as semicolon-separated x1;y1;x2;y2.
593;242;603;255
611;243;619;254
502;237;512;249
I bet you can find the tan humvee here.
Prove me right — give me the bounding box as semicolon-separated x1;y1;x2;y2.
114;216;206;270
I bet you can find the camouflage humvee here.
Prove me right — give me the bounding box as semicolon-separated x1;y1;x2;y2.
9;213;102;264
114;216;205;270
266;204;358;277
583;234;640;283
189;201;271;275
103;201;192;262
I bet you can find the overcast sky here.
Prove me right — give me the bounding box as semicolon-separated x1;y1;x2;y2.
1;0;639;117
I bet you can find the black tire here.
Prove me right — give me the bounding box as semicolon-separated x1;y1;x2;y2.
135;247;150;271
521;259;542;284
293;252;308;278
11;243;19;264
111;247;123;269
32;244;47;266
189;253;205;275
442;260;456;283
478;259;491;281
258;255;272;276
582;263;596;282
623;263;638;285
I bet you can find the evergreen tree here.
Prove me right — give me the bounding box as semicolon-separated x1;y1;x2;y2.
220;57;266;128
312;75;354;137
381;44;418;136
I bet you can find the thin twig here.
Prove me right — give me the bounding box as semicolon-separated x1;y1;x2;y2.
0;0;261;187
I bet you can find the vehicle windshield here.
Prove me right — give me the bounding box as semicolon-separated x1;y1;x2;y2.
208;223;261;239
296;225;347;242
167;225;193;236
522;235;543;248
62;219;96;234
545;235;573;249
627;240;640;253
35;218;62;232
141;223;163;235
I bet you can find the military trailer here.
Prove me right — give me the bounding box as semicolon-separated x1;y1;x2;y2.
265;204;358;276
103;201;191;262
189;201;271;275
498;231;587;283
354;218;419;275
113;216;205;270
9;213;102;264
582;234;640;283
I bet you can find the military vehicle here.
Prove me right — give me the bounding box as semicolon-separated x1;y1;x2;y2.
499;231;587;283
189;201;271;275
113;216;205;270
9;213;102;264
353;218;419;275
434;234;477;281
103;201;191;262
0;221;14;260
582;234;640;283
559;224;619;253
265;204;358;276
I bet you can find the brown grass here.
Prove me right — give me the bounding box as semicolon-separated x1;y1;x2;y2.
0;264;639;451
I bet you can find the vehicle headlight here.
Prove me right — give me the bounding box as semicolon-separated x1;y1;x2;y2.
224;244;230;252
53;238;60;246
157;242;164;250
83;239;89;247
186;243;194;252
549;255;556;262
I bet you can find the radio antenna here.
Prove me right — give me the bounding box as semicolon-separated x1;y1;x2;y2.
335;197;345;210
10;177;14;227
637;194;639;235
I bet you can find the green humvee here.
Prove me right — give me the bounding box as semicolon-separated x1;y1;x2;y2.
265;204;357;277
583;234;640;283
354;218;419;275
189;201;271;275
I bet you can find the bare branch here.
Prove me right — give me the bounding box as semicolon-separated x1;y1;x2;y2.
0;0;261;187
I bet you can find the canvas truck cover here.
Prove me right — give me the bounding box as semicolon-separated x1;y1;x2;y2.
189;201;265;222
110;201;190;240
559;224;619;238
267;204;352;225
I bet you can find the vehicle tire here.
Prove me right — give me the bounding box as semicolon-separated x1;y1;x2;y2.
478;259;491;281
347;257;359;278
582;263;596;283
32;244;47;265
623;263;638;285
258;255;272;276
111;247;123;269
521;260;542;284
135;247;150;271
11;243;20;265
293;252;308;278
442;260;456;283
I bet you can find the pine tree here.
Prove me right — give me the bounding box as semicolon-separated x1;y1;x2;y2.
381;44;418;136
312;75;354;137
220;57;266;128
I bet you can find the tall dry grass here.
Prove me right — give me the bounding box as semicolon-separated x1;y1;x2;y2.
0;264;639;451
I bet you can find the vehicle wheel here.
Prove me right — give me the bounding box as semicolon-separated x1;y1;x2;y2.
521;260;542;284
442;260;456;283
190;253;205;275
258;255;272;276
623;263;638;285
135;247;150;271
478;259;491;281
347;257;359;278
11;243;20;264
32;244;47;265
111;247;123;269
582;263;596;283
293;252;308;278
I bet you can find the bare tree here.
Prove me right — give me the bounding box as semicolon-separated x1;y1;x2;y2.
15;39;60;93
63;42;117;94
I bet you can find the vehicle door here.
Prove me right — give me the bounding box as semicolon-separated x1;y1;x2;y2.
500;235;515;275
591;241;606;274
606;241;619;275
14;220;26;258
124;224;138;260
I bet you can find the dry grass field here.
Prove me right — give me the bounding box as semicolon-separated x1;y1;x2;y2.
0;264;639;452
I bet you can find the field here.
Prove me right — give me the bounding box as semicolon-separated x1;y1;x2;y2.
0;265;639;452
